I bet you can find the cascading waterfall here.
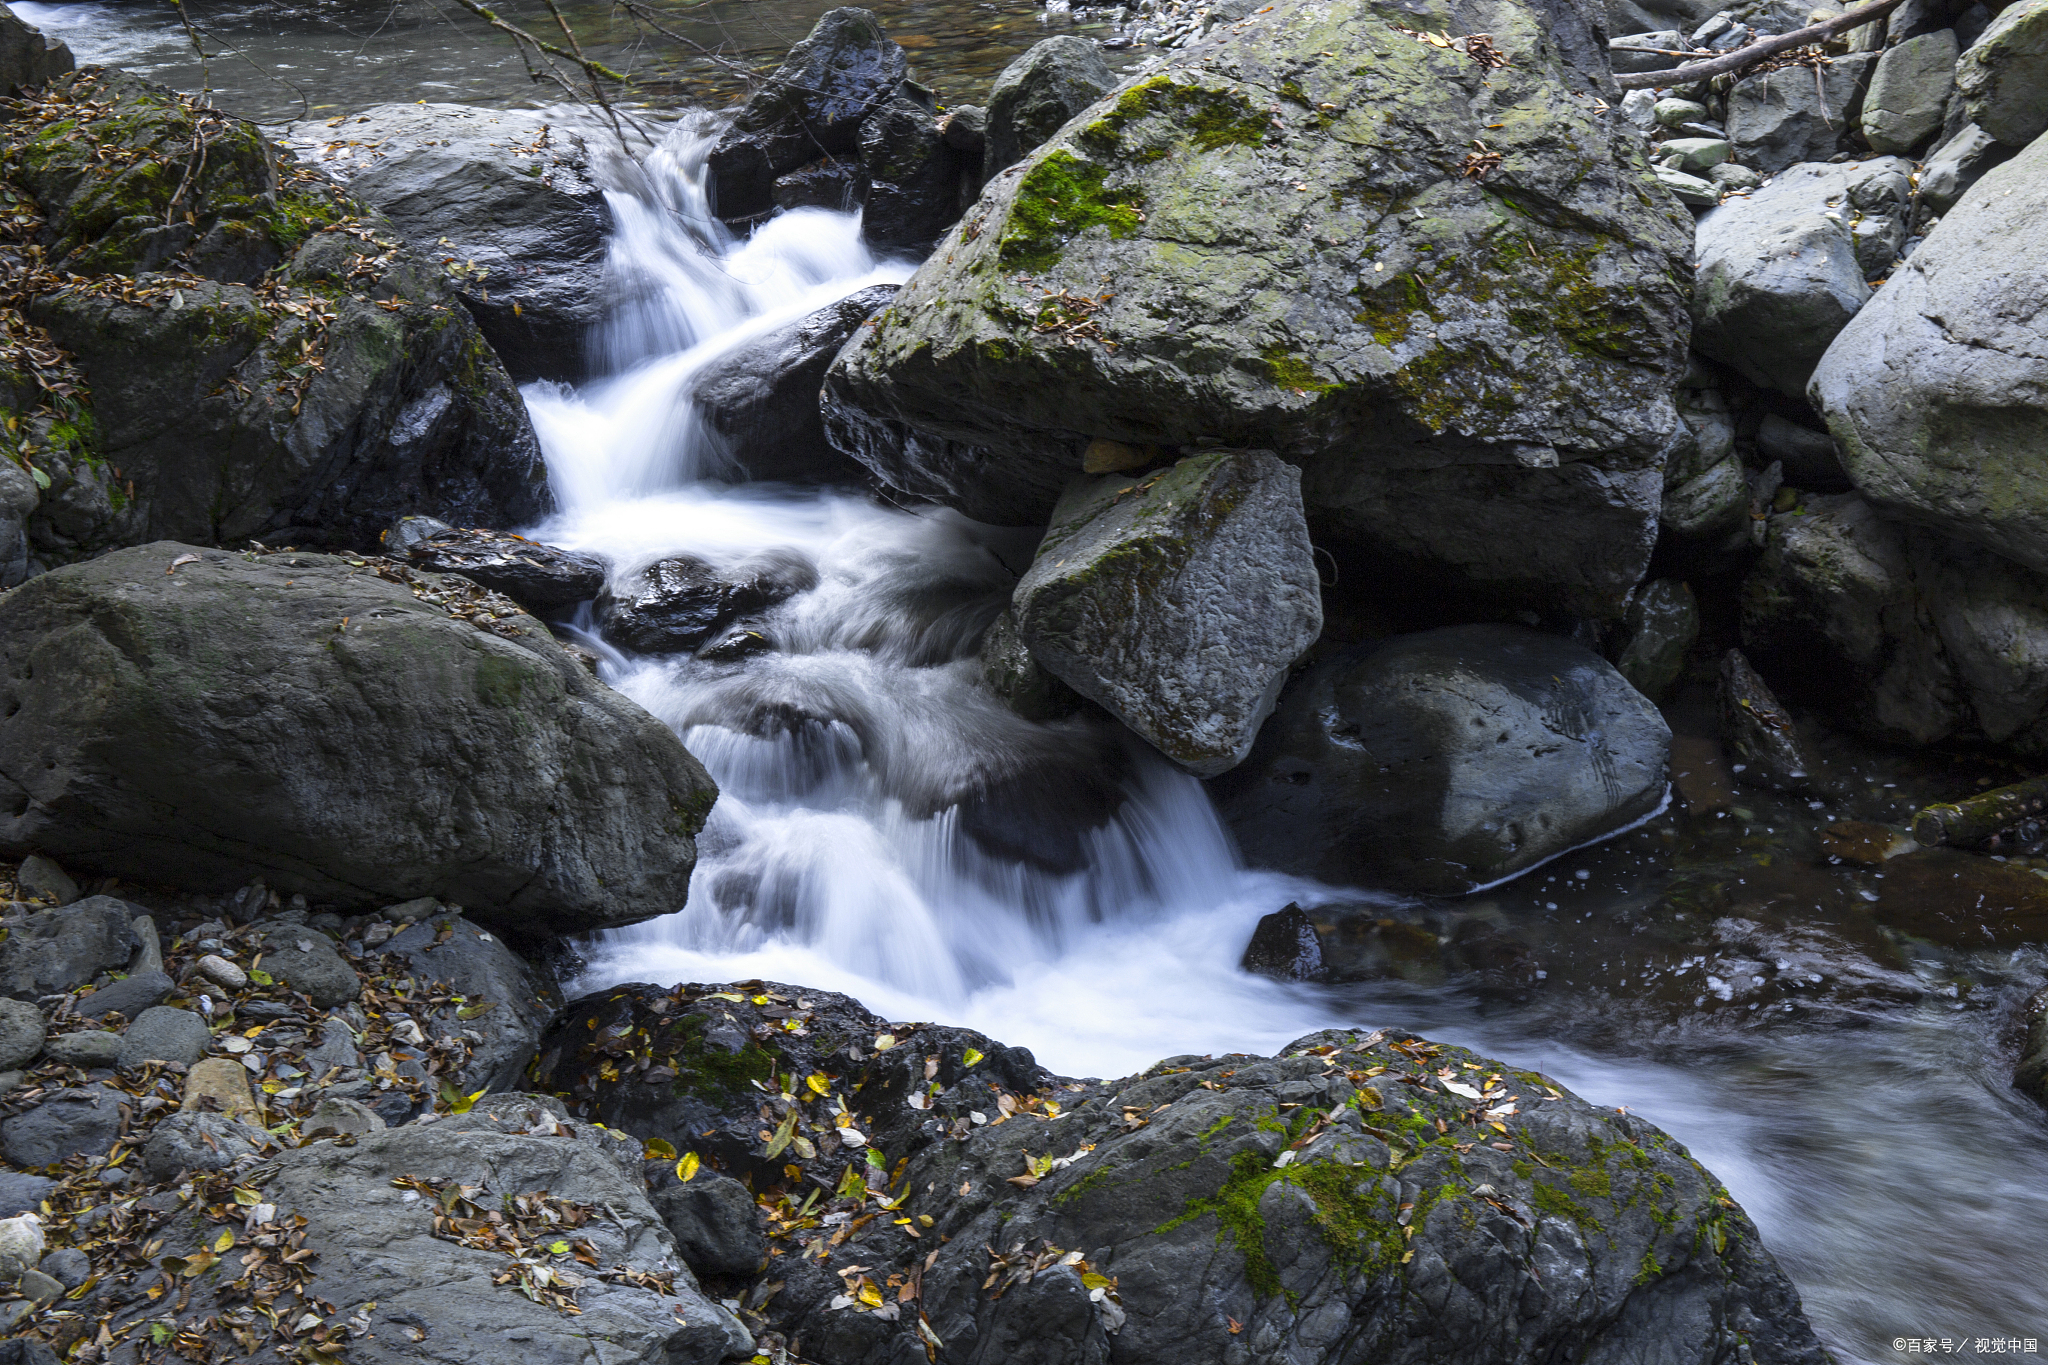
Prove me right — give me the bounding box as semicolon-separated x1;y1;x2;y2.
520;120;2048;1364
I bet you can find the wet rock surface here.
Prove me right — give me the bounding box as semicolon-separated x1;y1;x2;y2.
395;524;608;613
0;544;716;935
597;550;817;654
983;36;1119;176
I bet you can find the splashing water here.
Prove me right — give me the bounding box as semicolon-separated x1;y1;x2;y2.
525;121;2048;1364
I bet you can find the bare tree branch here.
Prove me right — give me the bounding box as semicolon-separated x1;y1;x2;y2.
1613;0;1908;91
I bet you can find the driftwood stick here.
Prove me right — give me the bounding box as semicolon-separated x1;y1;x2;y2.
1614;0;1909;91
1912;776;2048;849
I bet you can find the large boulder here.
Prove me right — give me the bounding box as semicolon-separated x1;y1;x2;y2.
0;7;70;98
1012;450;1322;775
857;86;975;250
691;284;897;482
287;104;613;382
1212;624;1671;894
707;8;909;221
1955;0;2048;146
821;0;1693;618
1691;158;1912;395
99;1095;751;1365
0;544;717;936
7;72;547;565
531;982;1830;1365
983;36;1119;176
1725;54;1879;175
1741;492;2048;751
1809;134;2048;572
1860;30;1960;155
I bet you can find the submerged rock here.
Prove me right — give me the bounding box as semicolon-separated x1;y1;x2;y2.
0;544;716;935
288;103;612;382
1811;134;2048;574
533;981;1828;1365
1238;902;1327;981
1214;625;1671;895
1011;450;1322;776
822;0;1691;616
983;36;1119;177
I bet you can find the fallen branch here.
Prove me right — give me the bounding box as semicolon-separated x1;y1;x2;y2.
1614;0;1908;91
1912;776;2048;850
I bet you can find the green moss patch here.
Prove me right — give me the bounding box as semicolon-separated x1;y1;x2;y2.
998;150;1147;273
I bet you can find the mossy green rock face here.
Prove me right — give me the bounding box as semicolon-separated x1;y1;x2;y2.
0;543;717;936
542;981;1830;1365
1012;449;1322;775
1;71;546;565
824;0;1691;616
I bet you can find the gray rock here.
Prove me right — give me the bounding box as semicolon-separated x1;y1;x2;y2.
597;549;815;655
38;1247;88;1290
0;460;37;592
1013;451;1322;776
0;6;70;98
1725;52;1878;173
984;37;1119;176
1861;29;1959;154
379;914;559;1091
1213;625;1671;895
398;527;607;613
691;284;898;483
822;0;1692;618
1655;97;1710;127
0;896;141;1000
0;545;716;936
858;86;974;250
1618;578;1700;700
1238;902;1327;981
140;1110;273;1181
1757;413;1846;489
0;1214;41;1281
42;1029;122;1067
1956;0;2048;145
1741;493;2048;750
0;1339;58;1365
1656;166;1722;206
287;104;611;382
1692;157;1913;393
118;1006;210;1070
15;854;76;906
301;1095;386;1139
1710;161;1763;191
1660;136;1733;172
1720;648;1812;790
254;926;358;1008
1662;456;1752;544
0;998;42;1070
1811;135;2048;574
16;72;548;565
128;914;161;974
707;8;909;220
979;606;1082;721
1;1085;123;1166
16;1268;59;1306
645;1167;768;1277
1610;28;1687;72
301;1016;365;1081
0;1172;54;1218
74;969;172;1020
1916;122;2017;214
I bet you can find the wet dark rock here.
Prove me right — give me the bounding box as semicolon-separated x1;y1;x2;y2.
2;1085;124;1166
690;284;898;483
1616;577;1699;701
1012;450;1322;776
12;72;548;564
0;998;42;1069
140;1110;273;1182
939;104;986;154
0;1340;59;1365
984;37;1118;177
0;544;716;936
1719;649;1813;792
979;606;1082;721
818;393;1063;527
1238;903;1326;981
707;8;909;221
399;527;608;613
857;87;974;251
117;1005;210;1070
2017;983;2048;1108
378;914;560;1091
75;969;173;1020
771;158;866;212
1216;625;1672;896
1756;414;1848;491
536;982;1827;1365
597;550;816;654
644;1166;768;1278
0;7;71;98
289;104;613;382
1866;848;2048;947
0;896;141;1000
0;1171;56;1217
696;625;773;662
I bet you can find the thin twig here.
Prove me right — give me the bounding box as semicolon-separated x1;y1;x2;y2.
541;0;628;148
1613;0;1908;91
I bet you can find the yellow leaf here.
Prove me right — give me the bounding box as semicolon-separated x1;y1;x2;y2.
213;1228;235;1252
806;1073;831;1096
1081;1272;1112;1292
676;1152;701;1183
962;1047;985;1068
452;1089;484;1114
232;1188;260;1206
856;1279;883;1308
644;1138;678;1160
764;1111;798;1159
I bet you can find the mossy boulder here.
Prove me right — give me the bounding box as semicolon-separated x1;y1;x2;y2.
533;982;1829;1365
822;0;1692;617
0;70;547;567
1011;449;1322;775
0;543;717;938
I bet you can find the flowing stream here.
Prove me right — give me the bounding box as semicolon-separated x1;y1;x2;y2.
525;123;2048;1365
